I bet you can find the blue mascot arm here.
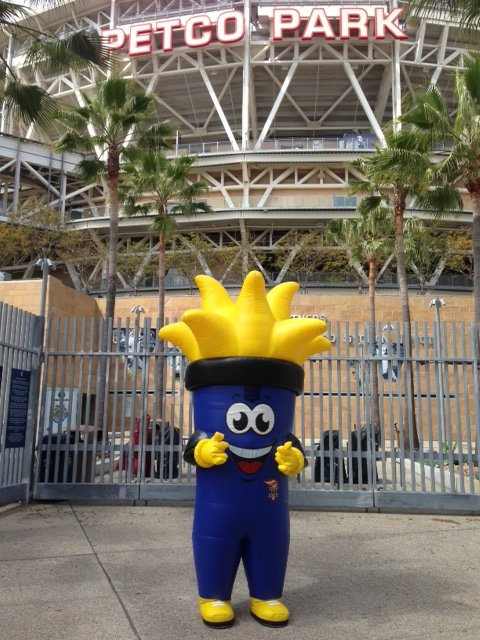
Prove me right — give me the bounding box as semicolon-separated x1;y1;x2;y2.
184;431;208;466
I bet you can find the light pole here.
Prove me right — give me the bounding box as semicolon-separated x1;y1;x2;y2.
429;298;446;444
36;258;56;324
26;258;56;502
131;304;145;318
129;305;145;370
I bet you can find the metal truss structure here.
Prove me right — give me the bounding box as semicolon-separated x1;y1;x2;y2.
0;1;475;290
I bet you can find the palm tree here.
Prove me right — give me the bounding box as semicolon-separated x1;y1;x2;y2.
120;152;212;329
350;128;462;449
0;1;109;130
53;77;173;432
406;1;480;31
325;207;395;432
120;151;211;424
53;76;174;321
401;56;480;324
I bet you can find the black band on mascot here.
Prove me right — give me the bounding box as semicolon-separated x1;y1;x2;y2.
185;356;305;396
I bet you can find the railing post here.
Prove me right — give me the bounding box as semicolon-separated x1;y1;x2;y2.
23;315;43;503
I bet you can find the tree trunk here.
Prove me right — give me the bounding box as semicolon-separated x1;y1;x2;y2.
471;193;480;326
105;173;119;321
95;150;119;431
470;192;480;405
394;189;419;451
156;225;167;426
368;258;381;433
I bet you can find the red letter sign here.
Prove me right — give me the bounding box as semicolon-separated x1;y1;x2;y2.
155;19;181;52
129;23;152;56
272;9;301;40
217;10;244;44
185;15;212;48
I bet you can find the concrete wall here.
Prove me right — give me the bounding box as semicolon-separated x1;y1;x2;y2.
1;277;473;324
0;276;101;320
114;288;473;325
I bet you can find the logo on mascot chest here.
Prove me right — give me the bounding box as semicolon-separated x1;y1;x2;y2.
265;479;279;501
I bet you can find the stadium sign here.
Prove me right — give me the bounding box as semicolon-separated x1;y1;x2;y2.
103;6;407;57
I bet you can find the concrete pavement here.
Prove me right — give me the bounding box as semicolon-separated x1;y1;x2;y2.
1;502;479;640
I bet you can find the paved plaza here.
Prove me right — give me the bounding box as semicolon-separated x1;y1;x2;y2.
0;502;479;640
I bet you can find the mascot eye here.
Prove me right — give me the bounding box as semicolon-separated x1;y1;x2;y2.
252;404;275;435
226;403;252;434
234;413;249;430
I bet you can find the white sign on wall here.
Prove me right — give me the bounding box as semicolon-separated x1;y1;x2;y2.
44;389;79;434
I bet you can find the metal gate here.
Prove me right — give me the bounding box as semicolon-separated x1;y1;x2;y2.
31;316;480;512
0;303;41;504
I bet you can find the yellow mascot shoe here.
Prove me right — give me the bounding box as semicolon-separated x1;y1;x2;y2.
250;598;289;627
198;598;235;628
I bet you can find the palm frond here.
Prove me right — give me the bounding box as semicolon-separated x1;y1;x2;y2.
25;30;112;73
0;2;31;36
173;199;212;216
123;202;155;217
413;184;464;215
137;122;176;150
357;195;386;214
406;1;480;32
401;84;451;138
98;76;131;109
348;180;377;196
74;158;106;183
151;215;177;237
53;130;95;153
54;107;91;132
462;56;480;105
183;181;211;199
2;80;56;129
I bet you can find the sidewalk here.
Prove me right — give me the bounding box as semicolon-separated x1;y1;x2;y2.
1;502;479;640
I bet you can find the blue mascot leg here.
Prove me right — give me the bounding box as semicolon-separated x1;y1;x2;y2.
243;532;290;600
193;531;242;601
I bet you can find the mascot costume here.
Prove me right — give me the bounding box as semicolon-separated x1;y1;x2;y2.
159;270;330;628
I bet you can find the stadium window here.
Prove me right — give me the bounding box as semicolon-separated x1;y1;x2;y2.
333;195;358;208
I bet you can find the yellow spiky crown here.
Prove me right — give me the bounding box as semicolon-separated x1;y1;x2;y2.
159;271;331;366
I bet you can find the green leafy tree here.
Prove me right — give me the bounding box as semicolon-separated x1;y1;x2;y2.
350;128;462;449
53;77;173;431
405;225;449;293
117;242;158;295
53;76;174;320
0;207;104;290
406;1;480;32
120;152;211;423
120;152;211;326
0;1;109;130
444;229;474;280
272;230;323;290
168;233;243;286
0;214;31;268
7;207;67;259
58;230;106;294
167;234;215;292
401;56;480;324
326;207;395;431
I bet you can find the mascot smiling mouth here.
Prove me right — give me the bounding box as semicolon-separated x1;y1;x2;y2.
228;444;272;475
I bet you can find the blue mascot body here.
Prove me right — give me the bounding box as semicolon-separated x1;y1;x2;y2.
159;272;330;627
186;382;301;604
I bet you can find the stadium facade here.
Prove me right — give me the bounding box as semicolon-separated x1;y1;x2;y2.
0;0;475;294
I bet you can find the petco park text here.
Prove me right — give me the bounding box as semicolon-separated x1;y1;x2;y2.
102;5;407;57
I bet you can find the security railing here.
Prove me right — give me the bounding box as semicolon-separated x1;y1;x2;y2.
30;316;480;511
171;135;378;156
